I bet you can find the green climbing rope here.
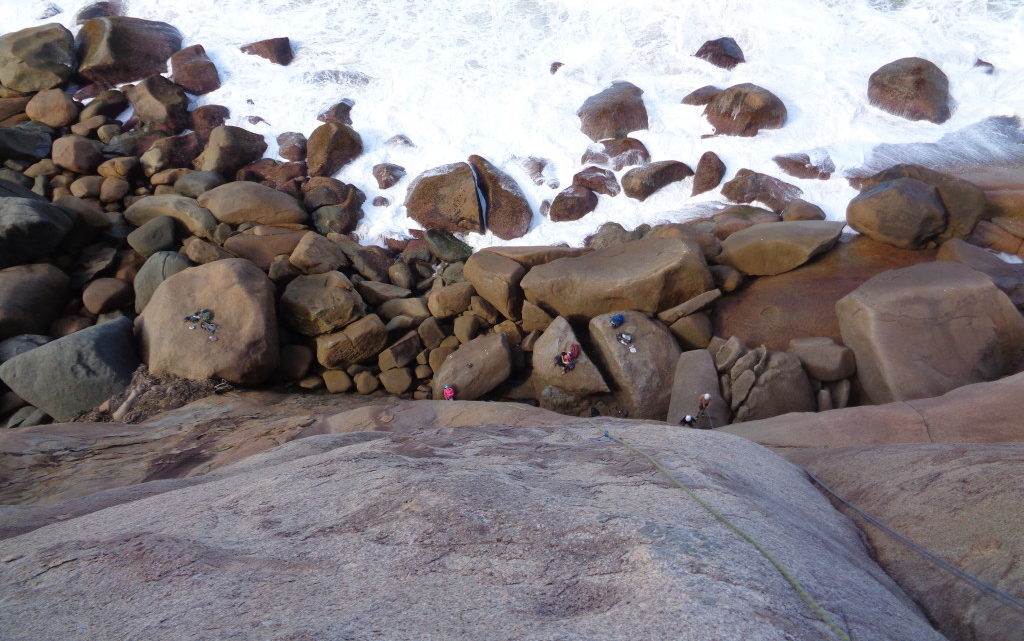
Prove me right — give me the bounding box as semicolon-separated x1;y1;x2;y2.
588;423;851;641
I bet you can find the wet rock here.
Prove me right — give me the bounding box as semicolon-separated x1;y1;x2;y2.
423;229;471;262
307;121;362;177
0;264;68;340
691;151;726;197
681;85;723;106
468;154;531;240
703;84;787;137
193;125;268;177
0;198;75;268
837;261;1024;404
139;132;202;177
773;152;834;180
372;162;405;189
780;199;826;221
75;1;125;23
0;24;75;93
622;161;693;201
720;169;803;213
717;220;845;276
133;251;192;313
138;258;279;384
548;185;597;222
198;181;306;226
572;166;619;196
125;75;190;133
846;178;946;249
240;37;293;66
580;137;650;171
277;132;307;161
317;99;353;125
169;44;220;95
577;81;648;142
868;57;951;124
694;37;745;70
405;162;483;234
431;333;512;400
190;104;230;138
281;271;366;337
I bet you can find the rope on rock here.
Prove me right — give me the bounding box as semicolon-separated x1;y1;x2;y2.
586;423;851;641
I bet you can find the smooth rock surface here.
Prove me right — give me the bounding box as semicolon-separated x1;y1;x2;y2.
717;221;845;276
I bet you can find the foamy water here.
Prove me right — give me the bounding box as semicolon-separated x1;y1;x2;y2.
4;0;1023;248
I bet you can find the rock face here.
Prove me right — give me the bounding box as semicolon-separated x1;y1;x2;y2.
0;264;68;340
76;17;183;85
521;238;713;322
837;261;1024;404
788;443;1022;641
0;317;137;421
589;311;680;419
717;221;845;276
137;259;279;385
0;399;944;641
468;155;531;240
0;24;75;92
0;197;75;268
868;57;951;124
576;81;648;142
667;349;729;427
431;333;512;400
405;162;483;234
847;178;946;249
198;181;306;225
703;84;786;136
533;316;609;397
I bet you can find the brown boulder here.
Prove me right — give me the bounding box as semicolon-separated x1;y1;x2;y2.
681;85;722;106
708;205;780;240
703;84;786;136
315;313;387;367
463;250;527;320
289;231;347;274
198;181;307;225
426;282;475;319
787;337;855;382
51;135;104;174
937;238;1024;307
838;261;1024;403
548;185;598;222
781;199;826;221
169;44;220;95
81;277;130;314
694;37;744;70
431;333;512;400
372;162;405;189
0;24;75;93
25;89;78;127
717;220;845;276
138;258;279;384
125;75;190;133
123;194;218;239
580;137;650;171
772;152;834;180
0;264;69;340
868;57;951;124
193;125;268;177
485;245;590;269
572;166;620;196
691;151;726;196
532;316;609;398
404;162;483;234
576;81;648;142
306;121;362;177
76;17;181;84
589;311;680;419
280;271;366;336
720;169;803;213
847;178;946;249
522;237;713;322
621;161;693;201
667;349;729;427
277;132;307;162
139;132;202;177
468;155;531;240
240;37;293;65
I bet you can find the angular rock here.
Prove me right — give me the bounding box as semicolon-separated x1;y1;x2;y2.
781;199;826;221
289;231;347;274
572;166;619;196
837;261;1024;404
579;137;649;171
355;280;410;306
25;88;78;127
307;121;362;177
76;17;182;85
198;181;306;226
124;194;218;239
694;37;745;70
426;282;475;319
847;178;946;249
468;154;531;240
773;152;834;180
173;170;222;198
169;44;220;95
868;57;951;124
281;271;366;336
51;135;104;174
139;132;202;177
589;311;680;419
533;316;608;396
133;251;191;313
193;125;268;177
183;237;234;264
0;316;137;421
0;264;68;340
378;331;422;371
720;169;803;213
691;151;726;197
431;333;512;400
549;185;598;222
667;349;729;427
657;289;721;325
240;37;293;65
733;350;816;422
0;198;75;268
277;132;306;162
125;75;189;133
622;161;693;201
522;237;713;322
787;337;855;382
937;238;1024;307
668;312;713;350
79;88;128;121
315;313;387;367
703;84;787;137
372;162;405;189
379;367;413;395
0;24;75;93
0;124;51;162
138;258;279;384
405;162;482;234
577;81;648;142
463;250;526;321
717;220;845;276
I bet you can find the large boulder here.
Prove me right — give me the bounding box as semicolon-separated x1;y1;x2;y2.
315;313;387;368
846;178;947;249
717;221;845;276
521;237;713;322
836;261;1024;403
0;317;137;421
467;155;531;240
137;259;279;385
192;125;267;177
937;238;1024;307
576;81;648;142
0;123;52;162
51;135;104;174
589;311;680;419
431;333;512;400
691;151;726;196
197;181;307;225
703;84;786;137
621;161;693;201
868;57;951;124
169;44;220;95
405;162;483;234
280;271;367;336
125;75;189;133
123;194;218;239
463;250;526;321
532;316;609;397
0;198;75;268
0;264;68;340
728;348;817;423
720;169;803;213
133;251;192;313
0;403;944;641
76;17;183;85
667;349;729;427
306;121;362;177
548;185;598;222
0;24;75;93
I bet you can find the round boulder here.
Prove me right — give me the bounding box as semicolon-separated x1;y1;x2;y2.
576;81;649;142
847;178;947;249
868;57;951;124
703;84;787;137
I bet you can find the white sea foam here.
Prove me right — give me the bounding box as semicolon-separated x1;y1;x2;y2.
4;0;1023;248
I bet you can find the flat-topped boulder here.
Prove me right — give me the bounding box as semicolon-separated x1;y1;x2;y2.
521;237;713;322
198;181;307;225
717;220;845;276
124;194;218;239
837;261;1024;404
463;250;526;321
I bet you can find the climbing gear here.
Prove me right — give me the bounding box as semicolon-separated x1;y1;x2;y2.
442;384;456;401
584;419;851;641
680;414;696;427
610;313;625;328
556;343;582;373
616;332;637;353
184;309;219;341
